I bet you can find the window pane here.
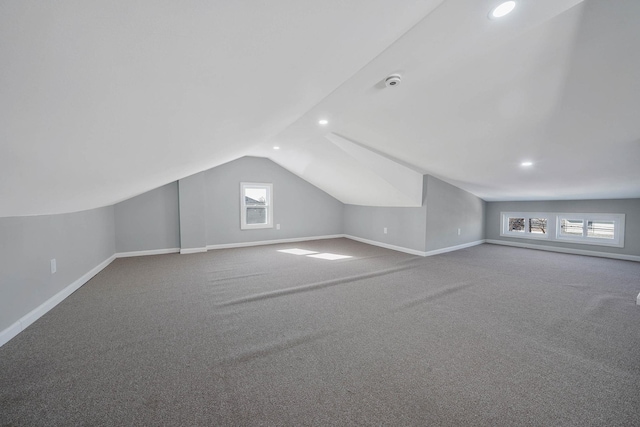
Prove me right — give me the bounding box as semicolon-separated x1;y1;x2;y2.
246;207;267;224
529;218;547;234
245;188;267;205
560;219;583;236
508;218;525;232
587;220;614;239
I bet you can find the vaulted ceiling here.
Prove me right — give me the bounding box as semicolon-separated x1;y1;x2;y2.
2;0;639;216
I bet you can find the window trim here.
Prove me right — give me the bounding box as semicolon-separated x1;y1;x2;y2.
500;211;625;248
500;212;551;240
555;213;625;248
240;182;273;230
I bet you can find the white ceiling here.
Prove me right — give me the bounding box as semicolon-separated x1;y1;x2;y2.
2;0;639;216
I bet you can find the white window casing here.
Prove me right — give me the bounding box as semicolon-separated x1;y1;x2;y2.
240;182;273;230
500;212;625;248
500;212;551;240
555;213;625;248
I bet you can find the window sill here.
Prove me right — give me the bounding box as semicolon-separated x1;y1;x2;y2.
241;224;273;230
500;232;549;240
555;236;624;248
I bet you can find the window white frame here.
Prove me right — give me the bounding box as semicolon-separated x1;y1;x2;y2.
555;213;625;248
240;182;273;230
500;212;551;240
500;211;625;248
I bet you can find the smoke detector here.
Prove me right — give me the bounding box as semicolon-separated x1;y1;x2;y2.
385;74;402;87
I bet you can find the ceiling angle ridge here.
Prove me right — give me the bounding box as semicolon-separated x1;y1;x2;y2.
324;133;423;207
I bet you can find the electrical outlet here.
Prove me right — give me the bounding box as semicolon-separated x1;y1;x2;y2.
50;259;57;274
384;227;388;234
457;228;461;235
276;224;280;230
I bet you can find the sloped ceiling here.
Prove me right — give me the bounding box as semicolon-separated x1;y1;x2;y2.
2;0;639;216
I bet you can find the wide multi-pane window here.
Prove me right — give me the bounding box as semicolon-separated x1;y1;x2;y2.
555;214;624;247
501;212;625;248
240;183;273;230
501;213;549;239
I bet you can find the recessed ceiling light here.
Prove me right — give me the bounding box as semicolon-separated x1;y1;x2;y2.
273;146;280;150
490;1;516;19
318;119;329;125
521;161;533;167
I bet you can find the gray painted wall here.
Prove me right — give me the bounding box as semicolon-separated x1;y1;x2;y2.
343;177;428;252
179;172;207;250
0;206;115;332
486;199;640;256
425;176;486;251
4;155;634;346
204;156;343;245
343;175;486;253
114;182;180;253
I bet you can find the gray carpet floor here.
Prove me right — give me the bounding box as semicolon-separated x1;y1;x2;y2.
1;239;639;426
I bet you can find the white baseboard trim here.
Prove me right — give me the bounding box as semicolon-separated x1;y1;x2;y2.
116;248;180;258
0;254;116;348
180;247;208;255
343;235;428;256
0;322;22;349
486;239;640;262
423;239;486;257
206;234;344;251
0;236;487;348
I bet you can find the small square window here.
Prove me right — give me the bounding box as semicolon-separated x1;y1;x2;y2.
508;217;525;232
560;219;583;237
587;220;614;239
529;218;547;234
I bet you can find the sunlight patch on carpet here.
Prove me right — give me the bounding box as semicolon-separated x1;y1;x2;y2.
307;253;352;260
277;248;318;255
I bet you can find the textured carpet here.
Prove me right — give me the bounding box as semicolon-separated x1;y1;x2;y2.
1;239;639;426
